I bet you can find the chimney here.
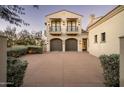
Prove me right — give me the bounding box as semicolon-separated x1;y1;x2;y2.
88;14;95;27
90;14;95;23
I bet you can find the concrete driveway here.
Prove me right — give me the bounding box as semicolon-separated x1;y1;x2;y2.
21;52;104;87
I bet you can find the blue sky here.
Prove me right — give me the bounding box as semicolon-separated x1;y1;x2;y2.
0;5;117;33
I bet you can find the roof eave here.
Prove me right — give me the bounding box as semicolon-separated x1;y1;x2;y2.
88;5;124;31
45;9;83;17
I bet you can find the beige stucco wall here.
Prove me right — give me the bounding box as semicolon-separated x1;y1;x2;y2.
46;34;87;52
45;11;83;36
120;36;124;87
0;36;7;87
45;10;88;52
88;10;124;57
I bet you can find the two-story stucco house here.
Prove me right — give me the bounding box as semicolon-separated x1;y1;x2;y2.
44;6;124;55
45;10;88;52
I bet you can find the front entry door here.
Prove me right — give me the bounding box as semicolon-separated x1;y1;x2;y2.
82;38;87;51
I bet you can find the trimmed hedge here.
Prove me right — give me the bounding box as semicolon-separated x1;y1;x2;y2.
7;46;42;57
99;54;120;87
27;46;42;54
7;45;42;86
7;57;28;87
7;47;28;58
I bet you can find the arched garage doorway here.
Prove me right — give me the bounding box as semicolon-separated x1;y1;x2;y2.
65;38;77;51
50;38;62;51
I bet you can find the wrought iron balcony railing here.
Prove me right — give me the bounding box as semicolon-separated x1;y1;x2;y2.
49;26;61;32
66;26;78;32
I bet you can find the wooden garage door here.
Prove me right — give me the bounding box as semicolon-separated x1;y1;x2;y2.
50;39;62;51
65;38;77;51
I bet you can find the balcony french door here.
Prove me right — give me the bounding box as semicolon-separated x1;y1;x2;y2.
67;21;77;32
51;21;61;32
67;26;78;32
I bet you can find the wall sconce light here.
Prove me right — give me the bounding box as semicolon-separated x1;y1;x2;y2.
79;40;82;44
78;22;80;25
45;22;47;25
63;21;65;25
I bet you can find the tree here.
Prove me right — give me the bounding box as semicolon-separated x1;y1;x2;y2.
0;30;4;36
17;30;36;45
0;5;29;26
33;5;39;9
34;31;43;46
34;31;42;39
0;5;39;27
4;26;17;47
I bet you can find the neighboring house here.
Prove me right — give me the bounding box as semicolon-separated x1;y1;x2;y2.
87;5;124;57
45;10;88;52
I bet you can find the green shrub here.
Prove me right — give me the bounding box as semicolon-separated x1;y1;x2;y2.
7;47;28;57
99;54;120;87
7;57;28;87
27;46;42;54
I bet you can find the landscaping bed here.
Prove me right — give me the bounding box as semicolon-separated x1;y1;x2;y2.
7;45;42;87
7;57;28;87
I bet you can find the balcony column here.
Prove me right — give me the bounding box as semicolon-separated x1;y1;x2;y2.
77;19;81;34
78;39;82;52
62;39;65;52
62;18;66;34
46;39;50;52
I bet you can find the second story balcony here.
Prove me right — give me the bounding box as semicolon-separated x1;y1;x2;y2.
49;26;61;35
66;26;79;35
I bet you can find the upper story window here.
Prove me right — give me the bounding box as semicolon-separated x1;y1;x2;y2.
94;35;97;43
51;21;61;32
51;21;61;27
67;21;76;27
67;21;77;31
101;32;106;42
